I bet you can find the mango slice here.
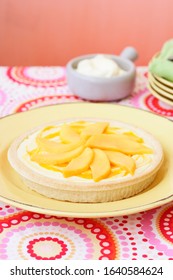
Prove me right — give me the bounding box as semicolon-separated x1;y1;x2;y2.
79;169;93;179
31;145;84;165
59;124;80;143
90;149;111;182
63;148;94;177
70;121;88;132
86;134;152;155
40;126;60;140
109;167;126;177
106;151;136;174
123;131;143;143
36;134;83;154
39;164;65;172
80;122;109;136
105;127;119;134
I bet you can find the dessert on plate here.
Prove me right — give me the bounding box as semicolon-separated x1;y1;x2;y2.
7;119;164;203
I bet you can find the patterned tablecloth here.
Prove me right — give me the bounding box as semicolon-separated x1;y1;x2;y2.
0;66;173;260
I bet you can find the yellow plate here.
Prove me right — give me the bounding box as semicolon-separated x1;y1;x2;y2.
0;103;173;218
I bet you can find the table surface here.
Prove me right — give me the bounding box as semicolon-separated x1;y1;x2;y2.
0;66;173;260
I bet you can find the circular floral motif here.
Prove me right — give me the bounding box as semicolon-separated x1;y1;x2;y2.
0;212;117;260
131;87;173;119
0;93;81;117
145;95;173;117
1;203;173;259
15;95;80;113
158;206;173;243
7;67;67;87
27;237;68;260
141;205;173;258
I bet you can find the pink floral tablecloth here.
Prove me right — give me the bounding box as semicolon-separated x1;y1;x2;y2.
0;66;173;260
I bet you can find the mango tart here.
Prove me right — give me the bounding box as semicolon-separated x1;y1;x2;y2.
7;120;164;203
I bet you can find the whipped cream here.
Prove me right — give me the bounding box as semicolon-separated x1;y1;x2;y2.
76;54;125;78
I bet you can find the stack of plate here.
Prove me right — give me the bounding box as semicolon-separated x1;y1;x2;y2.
148;72;173;106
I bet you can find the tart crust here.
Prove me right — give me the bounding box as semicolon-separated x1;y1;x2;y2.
7;119;164;203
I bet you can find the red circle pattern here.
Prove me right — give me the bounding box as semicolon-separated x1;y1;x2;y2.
7;67;67;87
0;211;117;260
158;206;173;243
27;237;68;260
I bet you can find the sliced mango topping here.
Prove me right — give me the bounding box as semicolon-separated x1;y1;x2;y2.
40;126;60;140
28;121;153;181
63;147;94;177
86;134;152;155
36;134;83;154
106;151;136;175
122;131;143;143
80;122;109;136
90;149;111;182
31;145;84;165
59;124;80;143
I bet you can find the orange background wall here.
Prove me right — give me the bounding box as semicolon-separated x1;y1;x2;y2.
0;0;172;66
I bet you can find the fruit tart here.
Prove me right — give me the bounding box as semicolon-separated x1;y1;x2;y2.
8;119;164;203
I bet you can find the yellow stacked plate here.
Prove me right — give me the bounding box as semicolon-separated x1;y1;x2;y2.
148;72;173;106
